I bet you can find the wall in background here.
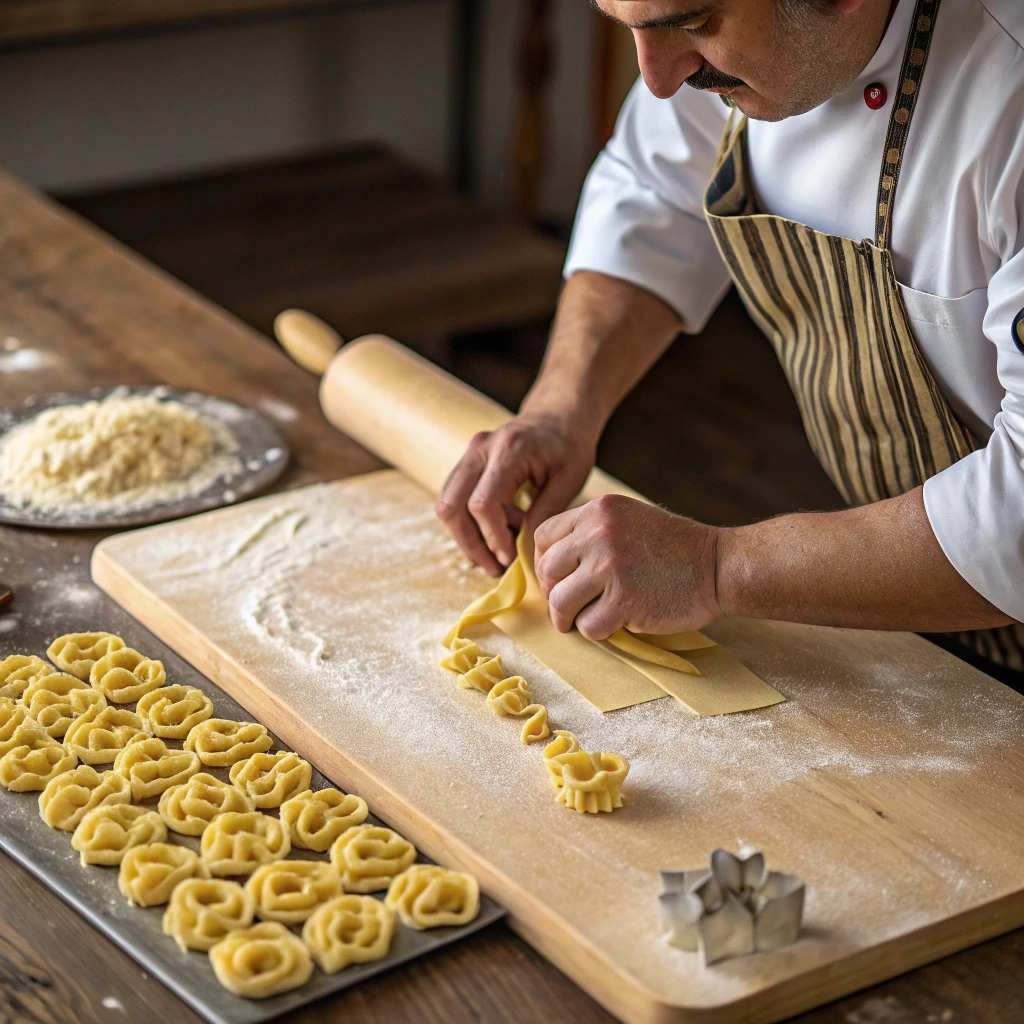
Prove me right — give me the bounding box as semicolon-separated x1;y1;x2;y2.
0;0;605;222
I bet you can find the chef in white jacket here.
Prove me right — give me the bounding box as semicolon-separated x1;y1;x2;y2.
437;0;1024;687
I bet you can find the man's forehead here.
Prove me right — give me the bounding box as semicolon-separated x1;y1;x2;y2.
590;0;725;30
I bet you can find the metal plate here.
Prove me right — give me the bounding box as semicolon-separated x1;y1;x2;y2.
0;534;505;1024
0;386;290;530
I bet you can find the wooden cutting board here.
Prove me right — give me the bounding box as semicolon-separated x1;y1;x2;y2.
92;470;1024;1024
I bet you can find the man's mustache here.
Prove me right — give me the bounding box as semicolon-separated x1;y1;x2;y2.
685;61;745;91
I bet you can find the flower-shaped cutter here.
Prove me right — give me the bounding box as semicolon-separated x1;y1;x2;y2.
660;849;804;966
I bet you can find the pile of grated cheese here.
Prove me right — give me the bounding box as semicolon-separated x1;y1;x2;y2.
0;394;235;515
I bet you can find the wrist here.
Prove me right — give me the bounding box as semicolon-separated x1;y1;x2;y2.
519;387;604;452
713;525;748;618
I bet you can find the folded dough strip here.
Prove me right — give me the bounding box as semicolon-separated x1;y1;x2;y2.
447;531;785;716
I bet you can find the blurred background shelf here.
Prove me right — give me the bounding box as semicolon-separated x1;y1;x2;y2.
62;145;567;352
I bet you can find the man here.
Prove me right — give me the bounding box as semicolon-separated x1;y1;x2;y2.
437;0;1024;687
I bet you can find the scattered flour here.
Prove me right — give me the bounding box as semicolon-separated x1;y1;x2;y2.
103;472;1024;1006
0;348;60;373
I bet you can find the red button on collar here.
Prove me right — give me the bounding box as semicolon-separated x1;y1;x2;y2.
864;83;887;110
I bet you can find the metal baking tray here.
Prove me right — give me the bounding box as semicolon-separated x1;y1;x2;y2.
0;534;505;1024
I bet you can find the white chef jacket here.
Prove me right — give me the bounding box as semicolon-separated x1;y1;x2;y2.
565;0;1024;623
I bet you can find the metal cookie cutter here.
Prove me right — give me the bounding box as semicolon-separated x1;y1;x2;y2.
660;849;804;966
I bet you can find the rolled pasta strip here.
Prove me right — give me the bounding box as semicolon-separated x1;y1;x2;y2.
457;654;506;694
439;637;484;674
442;556;526;648
519;705;550;745
542;731;581;791
486;676;533;717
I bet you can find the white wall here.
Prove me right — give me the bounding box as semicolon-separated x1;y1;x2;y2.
0;0;601;221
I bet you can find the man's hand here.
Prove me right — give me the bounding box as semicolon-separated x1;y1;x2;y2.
534;494;722;640
435;413;597;576
434;271;685;575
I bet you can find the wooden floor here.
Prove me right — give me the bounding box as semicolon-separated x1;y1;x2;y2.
62;150;842;528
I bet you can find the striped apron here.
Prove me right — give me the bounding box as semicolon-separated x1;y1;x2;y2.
703;0;1024;682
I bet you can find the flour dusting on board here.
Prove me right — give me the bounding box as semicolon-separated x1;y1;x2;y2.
103;471;1024;1004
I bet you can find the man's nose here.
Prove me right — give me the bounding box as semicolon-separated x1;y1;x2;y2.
633;30;704;99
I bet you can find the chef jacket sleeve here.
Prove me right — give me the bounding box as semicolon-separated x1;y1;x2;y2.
563;79;732;333
922;114;1024;623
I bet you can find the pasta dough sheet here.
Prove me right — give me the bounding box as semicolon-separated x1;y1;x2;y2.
493;535;785;716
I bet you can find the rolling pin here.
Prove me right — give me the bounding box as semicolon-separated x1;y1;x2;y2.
273;308;642;503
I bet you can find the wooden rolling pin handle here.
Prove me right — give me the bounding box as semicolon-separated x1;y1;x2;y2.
273;309;343;375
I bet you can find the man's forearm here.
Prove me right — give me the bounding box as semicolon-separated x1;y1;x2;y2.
521;271;682;440
716;486;1014;632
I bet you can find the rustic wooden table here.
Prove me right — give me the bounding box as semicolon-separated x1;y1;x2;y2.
0;169;1021;1024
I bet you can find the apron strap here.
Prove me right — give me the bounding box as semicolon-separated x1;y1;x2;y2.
875;0;943;249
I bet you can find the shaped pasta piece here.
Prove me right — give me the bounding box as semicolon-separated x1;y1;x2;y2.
229;751;312;809
163;878;255;952
302;894;395;973
0;704;48;756
486;675;533;717
113;736;201;801
245;860;341;924
201;811;290;876
72;804;167;866
280;788;368;852
118;842;210;906
330;824;416;893
22;673;106;738
0;654;53;700
0;740;77;791
184;719;272;767
542;730;580;789
136;684;213;739
551;751;629;814
209;922;312;999
385;864;479;930
457;654;506;694
39;764;131;831
439;637;484;674
159;772;254;836
47;632;125;680
63;704;149;764
520;704;550;745
0;697;24;732
89;647;166;703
